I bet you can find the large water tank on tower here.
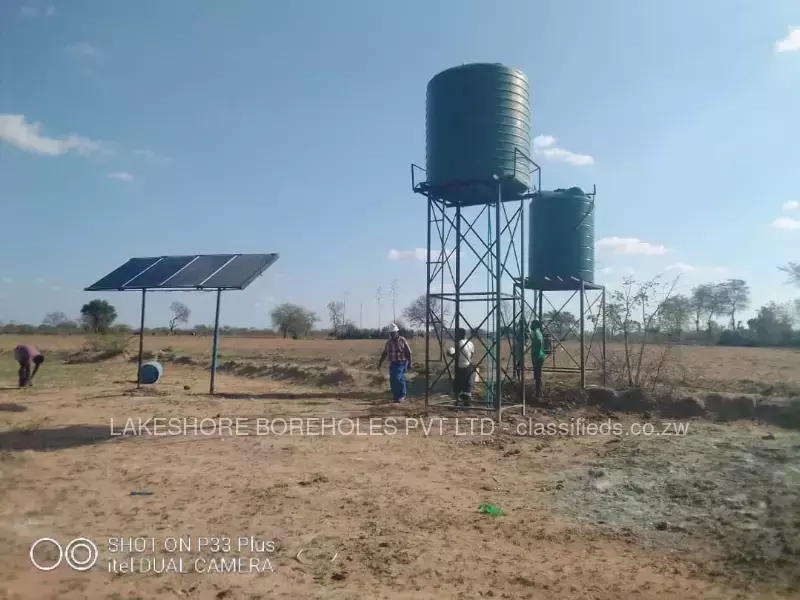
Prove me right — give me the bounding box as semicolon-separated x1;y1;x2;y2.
425;63;531;205
528;187;595;285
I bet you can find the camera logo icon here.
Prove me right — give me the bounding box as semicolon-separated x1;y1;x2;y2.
30;538;98;571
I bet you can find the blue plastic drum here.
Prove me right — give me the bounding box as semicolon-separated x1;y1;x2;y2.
139;361;163;384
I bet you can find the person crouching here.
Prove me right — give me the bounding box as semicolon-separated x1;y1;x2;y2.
377;323;412;403
13;344;44;387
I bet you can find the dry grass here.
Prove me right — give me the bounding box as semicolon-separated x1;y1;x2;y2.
0;334;799;599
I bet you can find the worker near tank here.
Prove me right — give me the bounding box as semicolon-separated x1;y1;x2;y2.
448;327;475;407
377;323;412;403
13;344;44;387
530;320;545;398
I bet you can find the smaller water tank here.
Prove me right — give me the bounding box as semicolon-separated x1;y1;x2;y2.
528;187;595;285
139;361;163;384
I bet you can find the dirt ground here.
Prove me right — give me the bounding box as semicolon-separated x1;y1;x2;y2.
0;334;799;599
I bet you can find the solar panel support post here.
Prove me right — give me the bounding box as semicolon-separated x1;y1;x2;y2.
209;288;222;395
136;289;146;389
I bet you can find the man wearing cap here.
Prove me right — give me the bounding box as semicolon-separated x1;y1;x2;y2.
377;323;412;403
13;344;45;387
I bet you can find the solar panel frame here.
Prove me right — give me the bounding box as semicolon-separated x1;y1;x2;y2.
84;253;279;291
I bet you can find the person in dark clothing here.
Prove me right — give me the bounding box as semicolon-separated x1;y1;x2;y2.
13;344;44;387
530;320;545;398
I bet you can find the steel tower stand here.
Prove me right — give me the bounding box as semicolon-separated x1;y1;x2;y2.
411;159;541;422
521;278;607;389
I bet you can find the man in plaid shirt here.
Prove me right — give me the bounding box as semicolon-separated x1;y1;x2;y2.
377;323;412;403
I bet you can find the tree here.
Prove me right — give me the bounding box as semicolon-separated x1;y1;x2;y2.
168;301;191;334
543;310;577;339
690;284;714;333
607;275;678;387
80;299;118;333
718;279;751;329
403;294;451;332
691;283;727;338
327;300;345;336
779;262;800;286
658;294;692;337
269;303;318;338
749;301;794;344
42;311;72;327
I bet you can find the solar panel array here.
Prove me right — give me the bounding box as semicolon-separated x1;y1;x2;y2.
85;254;279;291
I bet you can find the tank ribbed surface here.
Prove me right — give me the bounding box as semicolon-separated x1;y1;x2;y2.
528;187;595;284
425;63;531;204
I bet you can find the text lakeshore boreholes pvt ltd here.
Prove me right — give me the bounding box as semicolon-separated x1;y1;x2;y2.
110;417;690;437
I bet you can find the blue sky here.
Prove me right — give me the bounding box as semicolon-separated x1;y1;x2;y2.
1;0;799;330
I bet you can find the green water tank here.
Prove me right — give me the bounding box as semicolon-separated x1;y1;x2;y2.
528;187;595;285
425;63;531;204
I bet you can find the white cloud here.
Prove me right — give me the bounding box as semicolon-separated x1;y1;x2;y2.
134;149;174;164
596;237;668;255
254;295;276;309
782;200;799;212
775;28;800;53
1;277;13;284
599;267;613;275
0;114;109;157
50;286;62;292
108;171;134;182
66;42;101;59
772;217;800;230
21;3;55;17
532;135;594;166
387;248;447;262
665;263;729;275
35;278;46;284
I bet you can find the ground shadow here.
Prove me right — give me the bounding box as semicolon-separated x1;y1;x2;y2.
0;403;27;413
0;425;117;452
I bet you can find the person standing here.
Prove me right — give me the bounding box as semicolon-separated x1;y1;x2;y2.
377;323;412;403
13;344;44;387
450;328;475;406
530;320;546;398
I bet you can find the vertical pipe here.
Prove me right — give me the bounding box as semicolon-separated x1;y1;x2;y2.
520;197;526;416
580;280;586;388
439;200;445;361
425;196;432;412
136;289;146;389
495;182;502;421
209;288;222;395
455;204;461;337
602;288;607;386
454;203;462;402
539;290;549;368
